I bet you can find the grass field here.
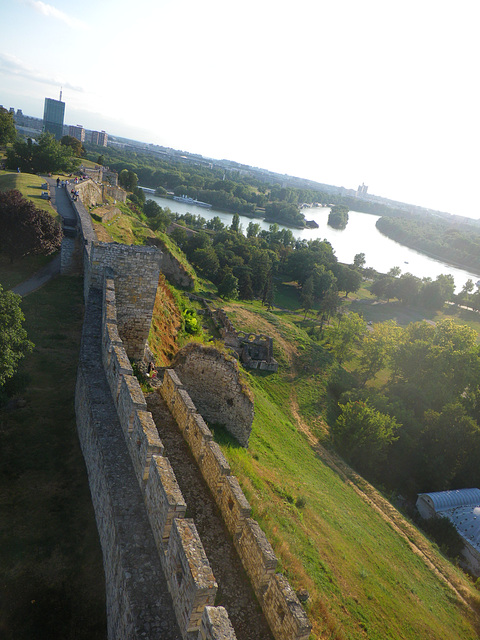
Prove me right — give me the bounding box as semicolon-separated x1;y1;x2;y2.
204;299;480;640
0;267;106;639
0;170;57;215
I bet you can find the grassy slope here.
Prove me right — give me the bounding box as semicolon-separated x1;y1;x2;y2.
0;271;106;638
211;299;480;640
0;170;58;216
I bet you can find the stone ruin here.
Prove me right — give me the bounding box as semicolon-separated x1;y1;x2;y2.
188;297;279;373
172;342;254;448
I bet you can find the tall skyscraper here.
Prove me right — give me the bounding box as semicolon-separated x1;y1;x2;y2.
43;93;65;140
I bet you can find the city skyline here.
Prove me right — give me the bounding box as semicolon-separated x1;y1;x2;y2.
1;0;479;219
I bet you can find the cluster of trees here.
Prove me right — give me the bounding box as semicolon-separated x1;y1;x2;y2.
326;314;480;496
328;205;349;229
168;208;364;306
377;214;480;273
86;145;366;229
6;132;80;174
370;269;456;310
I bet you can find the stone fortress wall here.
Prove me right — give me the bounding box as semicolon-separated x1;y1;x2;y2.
172;343;254;448
69;185;310;639
161;369;311;640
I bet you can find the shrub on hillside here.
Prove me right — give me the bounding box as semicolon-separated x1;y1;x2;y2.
0;189;62;262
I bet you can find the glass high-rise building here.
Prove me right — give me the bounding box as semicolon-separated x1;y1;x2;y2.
43;97;65;140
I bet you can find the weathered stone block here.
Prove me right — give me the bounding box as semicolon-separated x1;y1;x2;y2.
200;441;231;502
166;518;217;637
129;410;163;486
236;518;277;597
171;388;197;432
184;412;213;462
145;455;186;553
218;475;251;539
117;374;147;438
161;368;184;413
263;573;311;640
197;606;237;640
106;344;133;403
102;321;122;371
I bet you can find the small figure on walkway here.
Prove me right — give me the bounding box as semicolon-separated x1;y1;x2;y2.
56;177;60;188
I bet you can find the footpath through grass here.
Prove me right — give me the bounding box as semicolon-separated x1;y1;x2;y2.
0;270;106;639
214;300;480;640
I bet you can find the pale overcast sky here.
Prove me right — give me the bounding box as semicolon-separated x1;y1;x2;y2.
1;0;479;218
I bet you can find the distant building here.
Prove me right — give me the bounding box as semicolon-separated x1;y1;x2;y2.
69;124;85;142
417;488;480;575
356;183;368;198
91;130;108;147
43;96;65;140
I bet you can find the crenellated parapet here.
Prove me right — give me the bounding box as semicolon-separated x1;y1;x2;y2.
161;368;312;640
96;276;237;639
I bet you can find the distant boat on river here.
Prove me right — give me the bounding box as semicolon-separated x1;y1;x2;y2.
173;194;212;208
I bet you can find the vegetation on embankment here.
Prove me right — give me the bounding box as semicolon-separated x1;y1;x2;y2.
146;277;480;640
0;268;106;639
376;213;480;274
212;300;480;640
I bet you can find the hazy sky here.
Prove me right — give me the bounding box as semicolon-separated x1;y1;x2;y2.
1;0;479;218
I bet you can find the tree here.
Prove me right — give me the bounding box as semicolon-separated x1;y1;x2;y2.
335;264;362;297
358;320;402;385
419;403;480;490
119;169;138;191
325;312;367;364
333;400;399;477
0;107;17;146
0;284;34;386
60;135;84;157
247;221;261;238
217;270;239;300
6;132;79;174
301;275;315;319
230;212;240;233
394;272;421;305
353;253;366;270
0;190;62;262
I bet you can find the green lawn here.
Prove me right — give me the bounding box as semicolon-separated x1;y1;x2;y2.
0;170;57;215
0;273;106;639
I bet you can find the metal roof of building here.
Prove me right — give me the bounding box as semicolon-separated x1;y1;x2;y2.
418;488;480;513
444;505;480;552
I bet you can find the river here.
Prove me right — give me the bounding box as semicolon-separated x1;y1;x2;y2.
144;193;480;292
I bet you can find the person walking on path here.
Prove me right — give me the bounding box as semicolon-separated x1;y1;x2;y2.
56;177;60;188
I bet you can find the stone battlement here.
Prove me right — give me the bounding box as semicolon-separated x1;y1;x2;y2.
161;369;312;640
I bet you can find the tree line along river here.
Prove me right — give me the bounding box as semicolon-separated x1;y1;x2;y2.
146;192;480;293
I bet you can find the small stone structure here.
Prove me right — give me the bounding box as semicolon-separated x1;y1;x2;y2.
172;343;254;448
197;304;278;372
161;369;312;640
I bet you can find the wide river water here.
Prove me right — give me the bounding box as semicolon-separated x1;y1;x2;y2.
145;193;480;292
